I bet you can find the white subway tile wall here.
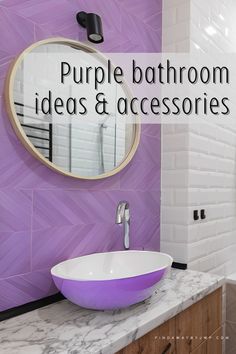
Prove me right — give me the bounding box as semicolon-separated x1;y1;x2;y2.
161;0;236;276
161;3;236;352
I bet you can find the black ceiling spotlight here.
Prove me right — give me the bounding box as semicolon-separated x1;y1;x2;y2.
76;11;104;44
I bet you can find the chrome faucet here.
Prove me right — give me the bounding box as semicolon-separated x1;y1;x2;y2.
115;201;130;250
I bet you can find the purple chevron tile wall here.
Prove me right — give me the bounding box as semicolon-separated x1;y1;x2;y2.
0;0;162;311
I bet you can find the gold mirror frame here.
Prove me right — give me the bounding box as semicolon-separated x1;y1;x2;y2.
4;38;141;180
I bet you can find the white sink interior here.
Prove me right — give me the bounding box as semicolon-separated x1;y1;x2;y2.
51;251;173;281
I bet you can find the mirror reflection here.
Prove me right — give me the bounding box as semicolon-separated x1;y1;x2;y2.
12;41;139;178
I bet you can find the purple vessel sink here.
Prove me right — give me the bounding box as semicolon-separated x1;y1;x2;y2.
51;251;173;310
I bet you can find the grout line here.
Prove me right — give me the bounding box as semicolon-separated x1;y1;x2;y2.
0;266;53;281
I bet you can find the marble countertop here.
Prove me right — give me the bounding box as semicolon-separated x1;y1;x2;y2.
0;269;224;354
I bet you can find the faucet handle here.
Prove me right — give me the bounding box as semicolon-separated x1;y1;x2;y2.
115;201;129;224
115;201;130;250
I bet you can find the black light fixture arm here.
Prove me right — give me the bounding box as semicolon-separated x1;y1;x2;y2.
76;11;87;28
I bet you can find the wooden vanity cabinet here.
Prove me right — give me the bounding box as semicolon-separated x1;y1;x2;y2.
176;287;222;354
190;342;207;354
117;318;176;354
116;288;222;354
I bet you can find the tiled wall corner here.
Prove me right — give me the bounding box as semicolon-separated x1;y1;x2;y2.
161;0;191;263
160;124;190;263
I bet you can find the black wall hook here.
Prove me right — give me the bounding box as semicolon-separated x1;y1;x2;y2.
200;209;206;220
193;210;199;221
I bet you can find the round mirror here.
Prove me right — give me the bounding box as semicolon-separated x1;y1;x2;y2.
5;38;140;180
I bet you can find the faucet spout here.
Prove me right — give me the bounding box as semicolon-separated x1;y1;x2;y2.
115;201;130;250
